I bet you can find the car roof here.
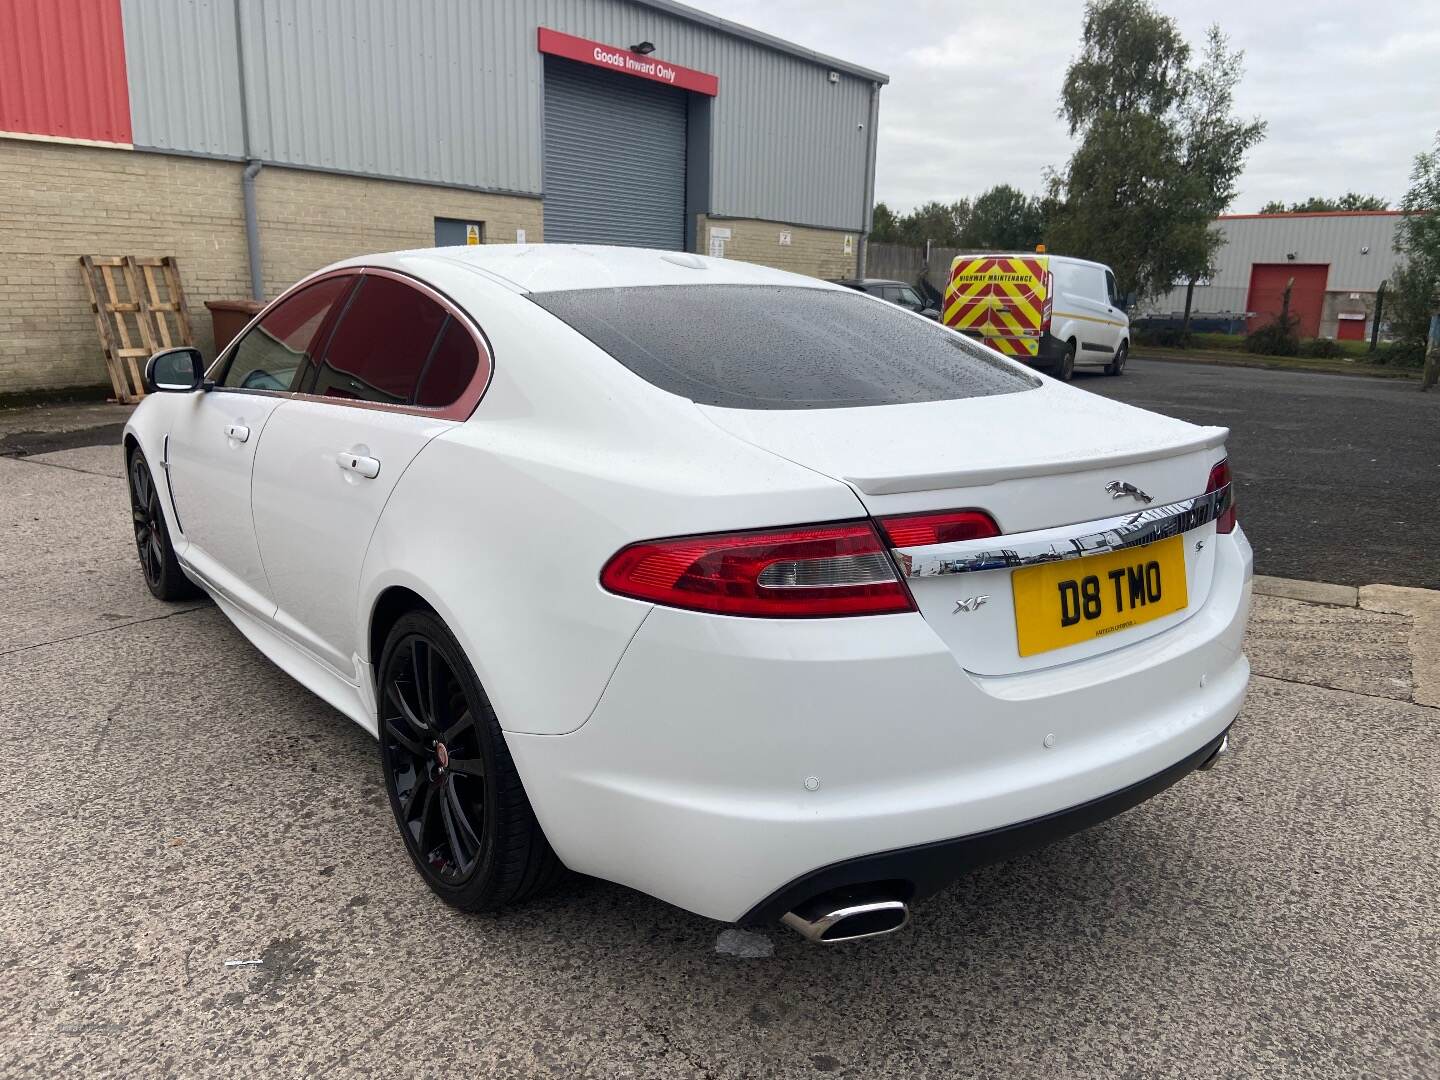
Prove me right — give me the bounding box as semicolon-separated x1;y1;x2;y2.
329;244;847;295
954;252;1112;272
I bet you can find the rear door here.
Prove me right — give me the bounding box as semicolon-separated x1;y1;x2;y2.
942;256;1048;360
250;271;490;675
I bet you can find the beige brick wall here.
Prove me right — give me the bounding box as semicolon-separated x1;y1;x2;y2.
0;140;249;395
0;138;542;395
253;166;542;301
697;214;857;281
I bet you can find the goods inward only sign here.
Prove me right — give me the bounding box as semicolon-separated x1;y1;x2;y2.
537;28;719;96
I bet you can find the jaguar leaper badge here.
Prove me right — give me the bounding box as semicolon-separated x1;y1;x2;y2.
1105;480;1153;503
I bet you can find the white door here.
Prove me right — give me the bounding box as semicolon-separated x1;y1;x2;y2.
165;273;357;615
250;271;486;675
1061;262;1120;361
165;392;285;613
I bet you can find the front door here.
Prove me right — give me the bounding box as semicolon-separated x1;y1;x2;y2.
165;273;356;615
165;392;286;614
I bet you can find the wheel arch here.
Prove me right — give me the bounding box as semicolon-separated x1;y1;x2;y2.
368;584;438;671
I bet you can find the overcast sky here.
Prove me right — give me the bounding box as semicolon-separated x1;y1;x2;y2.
687;0;1440;214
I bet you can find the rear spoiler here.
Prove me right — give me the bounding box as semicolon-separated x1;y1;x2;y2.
844;426;1230;496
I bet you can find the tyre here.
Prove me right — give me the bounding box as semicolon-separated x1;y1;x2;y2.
127;447;199;601
1106;340;1128;376
377;610;564;911
1057;339;1077;381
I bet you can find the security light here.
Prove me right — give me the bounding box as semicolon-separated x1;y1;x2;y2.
632;41;655;55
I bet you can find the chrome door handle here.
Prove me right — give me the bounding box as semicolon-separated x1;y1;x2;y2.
225;423;250;443
336;451;381;479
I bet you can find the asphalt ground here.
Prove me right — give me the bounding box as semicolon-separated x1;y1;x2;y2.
1081;358;1440;589
1;427;1438;1078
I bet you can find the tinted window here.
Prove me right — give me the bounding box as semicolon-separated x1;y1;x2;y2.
415;320;481;407
221;276;353;391
897;287;924;310
310;276;447;405
530;285;1039;410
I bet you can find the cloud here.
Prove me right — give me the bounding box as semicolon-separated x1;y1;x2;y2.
684;0;1440;213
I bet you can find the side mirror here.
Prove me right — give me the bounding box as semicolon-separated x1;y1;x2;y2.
145;347;207;393
921;307;941;320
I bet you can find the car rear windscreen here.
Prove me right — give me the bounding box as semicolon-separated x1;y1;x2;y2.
528;284;1040;410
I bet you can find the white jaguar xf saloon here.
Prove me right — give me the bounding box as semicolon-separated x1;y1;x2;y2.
124;245;1250;942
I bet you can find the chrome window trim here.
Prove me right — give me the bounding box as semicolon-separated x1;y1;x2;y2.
892;485;1232;578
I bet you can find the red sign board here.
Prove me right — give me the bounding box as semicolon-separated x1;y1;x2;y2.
537;27;718;96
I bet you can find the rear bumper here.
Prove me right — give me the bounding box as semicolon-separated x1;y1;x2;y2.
1035;331;1069;367
740;727;1227;925
505;528;1253;923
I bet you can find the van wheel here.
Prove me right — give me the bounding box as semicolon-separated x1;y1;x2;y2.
1106;340;1128;376
1058;340;1077;381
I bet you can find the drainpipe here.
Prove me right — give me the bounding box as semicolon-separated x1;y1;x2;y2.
854;80;881;281
242;159;264;301
233;0;264;302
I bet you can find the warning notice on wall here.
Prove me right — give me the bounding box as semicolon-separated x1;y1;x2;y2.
466;224;480;245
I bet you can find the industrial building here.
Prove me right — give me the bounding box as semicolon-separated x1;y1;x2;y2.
0;0;887;396
1144;211;1407;341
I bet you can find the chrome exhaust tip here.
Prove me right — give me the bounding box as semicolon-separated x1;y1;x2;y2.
781;890;911;944
1197;733;1229;771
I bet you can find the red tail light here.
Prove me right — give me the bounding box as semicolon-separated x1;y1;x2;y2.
600;521;914;618
876;509;1001;548
1206;458;1236;534
1041;270;1054;334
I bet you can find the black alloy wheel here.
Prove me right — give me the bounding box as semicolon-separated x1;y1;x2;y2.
377;610;563;910
127;448;196;601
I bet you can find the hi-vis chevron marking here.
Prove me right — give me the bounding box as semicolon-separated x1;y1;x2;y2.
942;256;1048;357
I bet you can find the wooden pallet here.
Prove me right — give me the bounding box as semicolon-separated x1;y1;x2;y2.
79;255;193;403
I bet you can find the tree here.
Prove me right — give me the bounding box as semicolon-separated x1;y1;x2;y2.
1045;1;1265;304
961;185;1046;250
1389;131;1440;355
870;202;903;244
896;200;971;246
1260;193;1389;213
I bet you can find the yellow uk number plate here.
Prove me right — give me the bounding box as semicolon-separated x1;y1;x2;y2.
1011;536;1188;657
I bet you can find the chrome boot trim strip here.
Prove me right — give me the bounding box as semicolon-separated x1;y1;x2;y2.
893;485;1231;578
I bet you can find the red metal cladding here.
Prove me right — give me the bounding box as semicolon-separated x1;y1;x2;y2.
0;0;132;144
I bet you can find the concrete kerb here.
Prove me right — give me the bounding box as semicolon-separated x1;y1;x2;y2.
1253;574;1440;708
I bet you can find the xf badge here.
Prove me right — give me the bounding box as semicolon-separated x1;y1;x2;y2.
952;595;990;614
1105;480;1153;504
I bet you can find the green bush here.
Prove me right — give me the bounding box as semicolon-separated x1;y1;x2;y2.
1135;326;1192;348
1298;337;1346;359
1245;315;1300;356
1368;341;1427;368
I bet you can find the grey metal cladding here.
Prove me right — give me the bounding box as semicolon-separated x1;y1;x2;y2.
121;0;882;230
1148;213;1405;312
121;0;245;157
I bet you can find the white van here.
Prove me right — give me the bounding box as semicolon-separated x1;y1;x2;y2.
942;252;1130;379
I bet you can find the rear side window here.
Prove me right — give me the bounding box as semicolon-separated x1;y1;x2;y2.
529;285;1039;410
415;320;481;407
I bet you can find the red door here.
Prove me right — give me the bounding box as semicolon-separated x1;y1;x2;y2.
1336;316;1366;341
1247;264;1328;338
